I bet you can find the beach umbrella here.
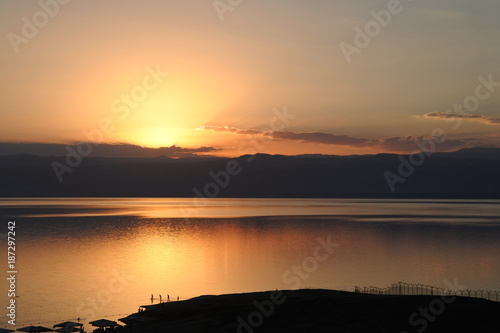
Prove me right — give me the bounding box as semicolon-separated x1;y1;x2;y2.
52;322;82;333
88;319;119;328
119;315;155;325
0;328;15;333
119;315;155;333
54;328;81;333
17;326;54;332
52;323;82;329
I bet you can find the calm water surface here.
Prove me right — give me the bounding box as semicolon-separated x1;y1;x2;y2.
0;198;499;327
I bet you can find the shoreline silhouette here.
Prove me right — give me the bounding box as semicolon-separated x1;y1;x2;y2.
115;289;500;332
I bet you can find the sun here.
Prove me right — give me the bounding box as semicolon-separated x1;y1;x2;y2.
100;71;230;149
125;126;184;148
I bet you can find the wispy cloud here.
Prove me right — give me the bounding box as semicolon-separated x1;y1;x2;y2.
198;125;376;147
378;136;467;152
197;126;263;136
423;112;500;124
270;131;376;147
198;125;473;152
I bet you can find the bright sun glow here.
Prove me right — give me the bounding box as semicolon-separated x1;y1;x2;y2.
127;126;183;148
107;76;223;148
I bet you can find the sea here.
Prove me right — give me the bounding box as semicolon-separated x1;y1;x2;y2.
1;198;499;328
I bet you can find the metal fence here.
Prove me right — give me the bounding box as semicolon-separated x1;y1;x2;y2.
354;281;500;302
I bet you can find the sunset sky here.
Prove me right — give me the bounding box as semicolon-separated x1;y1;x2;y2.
1;0;499;157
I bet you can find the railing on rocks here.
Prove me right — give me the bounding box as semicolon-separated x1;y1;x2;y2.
354;281;500;302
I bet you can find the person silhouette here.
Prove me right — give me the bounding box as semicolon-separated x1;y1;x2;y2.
151;294;154;304
177;296;179;301
167;294;170;302
159;294;162;302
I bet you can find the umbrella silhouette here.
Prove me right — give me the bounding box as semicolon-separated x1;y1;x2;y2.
52;323;82;329
0;328;15;333
119;315;155;333
54;328;81;333
52;322;82;333
89;319;120;329
17;326;54;332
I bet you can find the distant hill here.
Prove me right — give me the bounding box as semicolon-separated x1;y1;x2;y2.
1;147;499;198
0;142;219;159
434;147;500;160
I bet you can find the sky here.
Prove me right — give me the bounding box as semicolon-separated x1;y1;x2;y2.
1;0;499;157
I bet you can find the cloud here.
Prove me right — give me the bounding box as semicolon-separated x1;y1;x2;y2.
378;136;467;152
198;125;376;147
197;126;263;135
198;125;473;152
269;131;376;147
423;112;500;124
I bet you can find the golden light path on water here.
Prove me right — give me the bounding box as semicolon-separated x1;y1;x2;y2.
0;198;499;327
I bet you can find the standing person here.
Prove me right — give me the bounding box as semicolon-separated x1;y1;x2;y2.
151;294;154;304
167;294;170;302
159;294;162;303
177;296;179;301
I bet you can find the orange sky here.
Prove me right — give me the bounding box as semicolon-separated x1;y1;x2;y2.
1;1;499;157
